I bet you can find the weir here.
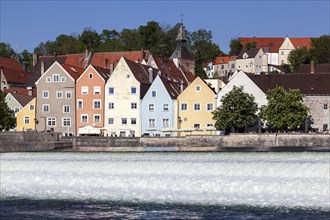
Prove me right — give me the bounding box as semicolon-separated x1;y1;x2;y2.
1;152;329;210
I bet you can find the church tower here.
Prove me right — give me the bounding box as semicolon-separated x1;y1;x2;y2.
170;23;195;75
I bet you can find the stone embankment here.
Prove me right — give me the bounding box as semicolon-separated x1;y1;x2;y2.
0;132;329;152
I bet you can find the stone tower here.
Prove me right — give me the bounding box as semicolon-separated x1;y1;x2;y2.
170;23;195;75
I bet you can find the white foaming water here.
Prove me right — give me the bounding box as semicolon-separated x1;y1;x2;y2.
1;152;329;210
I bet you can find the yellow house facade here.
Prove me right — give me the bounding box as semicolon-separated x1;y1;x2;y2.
177;77;217;136
16;98;36;131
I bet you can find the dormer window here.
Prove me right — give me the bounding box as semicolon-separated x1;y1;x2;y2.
89;73;93;79
243;53;248;58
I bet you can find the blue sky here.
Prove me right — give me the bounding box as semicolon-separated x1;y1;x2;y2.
1;0;329;54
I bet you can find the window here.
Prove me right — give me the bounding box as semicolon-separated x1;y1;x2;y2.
108;87;114;95
66;91;72;99
24;116;30;124
108;102;114;109
94;114;100;123
152;91;157;97
194;103;201;111
56;91;63;99
323;124;328;132
81;115;88;123
162;118;169;127
281;51;284;55
181;103;187;111
53;74;59;82
77;100;83;109
207;103;214;111
149;119;155;127
126;74;130;79
240;85;244;90
207;123;213;127
63;105;70;113
108;118;114;125
61;77;66;82
62;118;71;127
82;86;88;95
163;104;169;111
46;77;51;83
94;86;101;95
131;102;137;109
194;124;200;129
43;90;49;99
131;87;137;94
324;103;328;110
14;107;20;113
93;100;101;109
43;104;50;112
47;117;56;126
196;85;201;92
121;118;127;125
149;104;155;111
131;118;137;125
29;105;34;110
89;73;93;79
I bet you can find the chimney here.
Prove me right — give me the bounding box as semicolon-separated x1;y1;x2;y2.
41;61;45;75
148;68;153;83
104;58;109;69
32;53;39;67
158;70;161;76
54;52;57;61
27;87;33;96
310;61;315;74
110;63;114;75
180;80;184;93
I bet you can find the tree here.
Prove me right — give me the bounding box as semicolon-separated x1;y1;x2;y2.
79;27;101;51
287;46;310;72
0;91;16;131
310;35;330;64
228;38;243;56
245;41;257;50
212;86;258;133
0;43;14;58
260;86;309;132
120;28;142;51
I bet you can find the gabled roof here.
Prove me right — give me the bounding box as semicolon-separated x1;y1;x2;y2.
159;74;182;99
239;37;284;53
289;38;312;49
59;63;84;80
213;56;237;65
9;93;34;107
0;57;29;84
237;48;261;59
152;56;195;85
298;64;330;74
124;57;158;84
90;65;110;81
247;73;330;95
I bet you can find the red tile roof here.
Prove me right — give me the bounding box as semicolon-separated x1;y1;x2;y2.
0;57;29;84
239;37;284;53
289;38;312;49
59;63;84;80
213;56;237;65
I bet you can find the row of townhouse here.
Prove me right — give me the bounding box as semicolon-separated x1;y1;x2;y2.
205;37;312;77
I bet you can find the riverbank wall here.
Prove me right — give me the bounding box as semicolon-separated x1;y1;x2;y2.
0;132;329;152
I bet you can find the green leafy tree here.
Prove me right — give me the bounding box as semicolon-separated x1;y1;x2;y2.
245;41;257;50
0;91;16;131
228;38;243;56
287;46;310;72
212;86;258;133
310;35;330;64
194;63;207;79
260;86;309;132
21;50;33;71
120;28;142;51
0;43;14;58
79;27;101;51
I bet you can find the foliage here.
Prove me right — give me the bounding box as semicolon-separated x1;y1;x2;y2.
228;38;243;56
287;46;310;72
260;86;309;132
245;41;257;50
212;86;258;133
309;35;330;64
0;42;14;58
21;50;33;71
194;64;207;79
0;91;16;131
281;64;291;73
80;27;101;51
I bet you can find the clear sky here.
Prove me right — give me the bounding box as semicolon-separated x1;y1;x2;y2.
1;0;329;54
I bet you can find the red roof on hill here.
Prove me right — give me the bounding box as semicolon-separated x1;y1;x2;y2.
213;56;237;65
0;57;29;84
239;37;284;53
290;38;312;49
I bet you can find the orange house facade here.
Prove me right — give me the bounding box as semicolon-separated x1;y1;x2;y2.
76;65;109;135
